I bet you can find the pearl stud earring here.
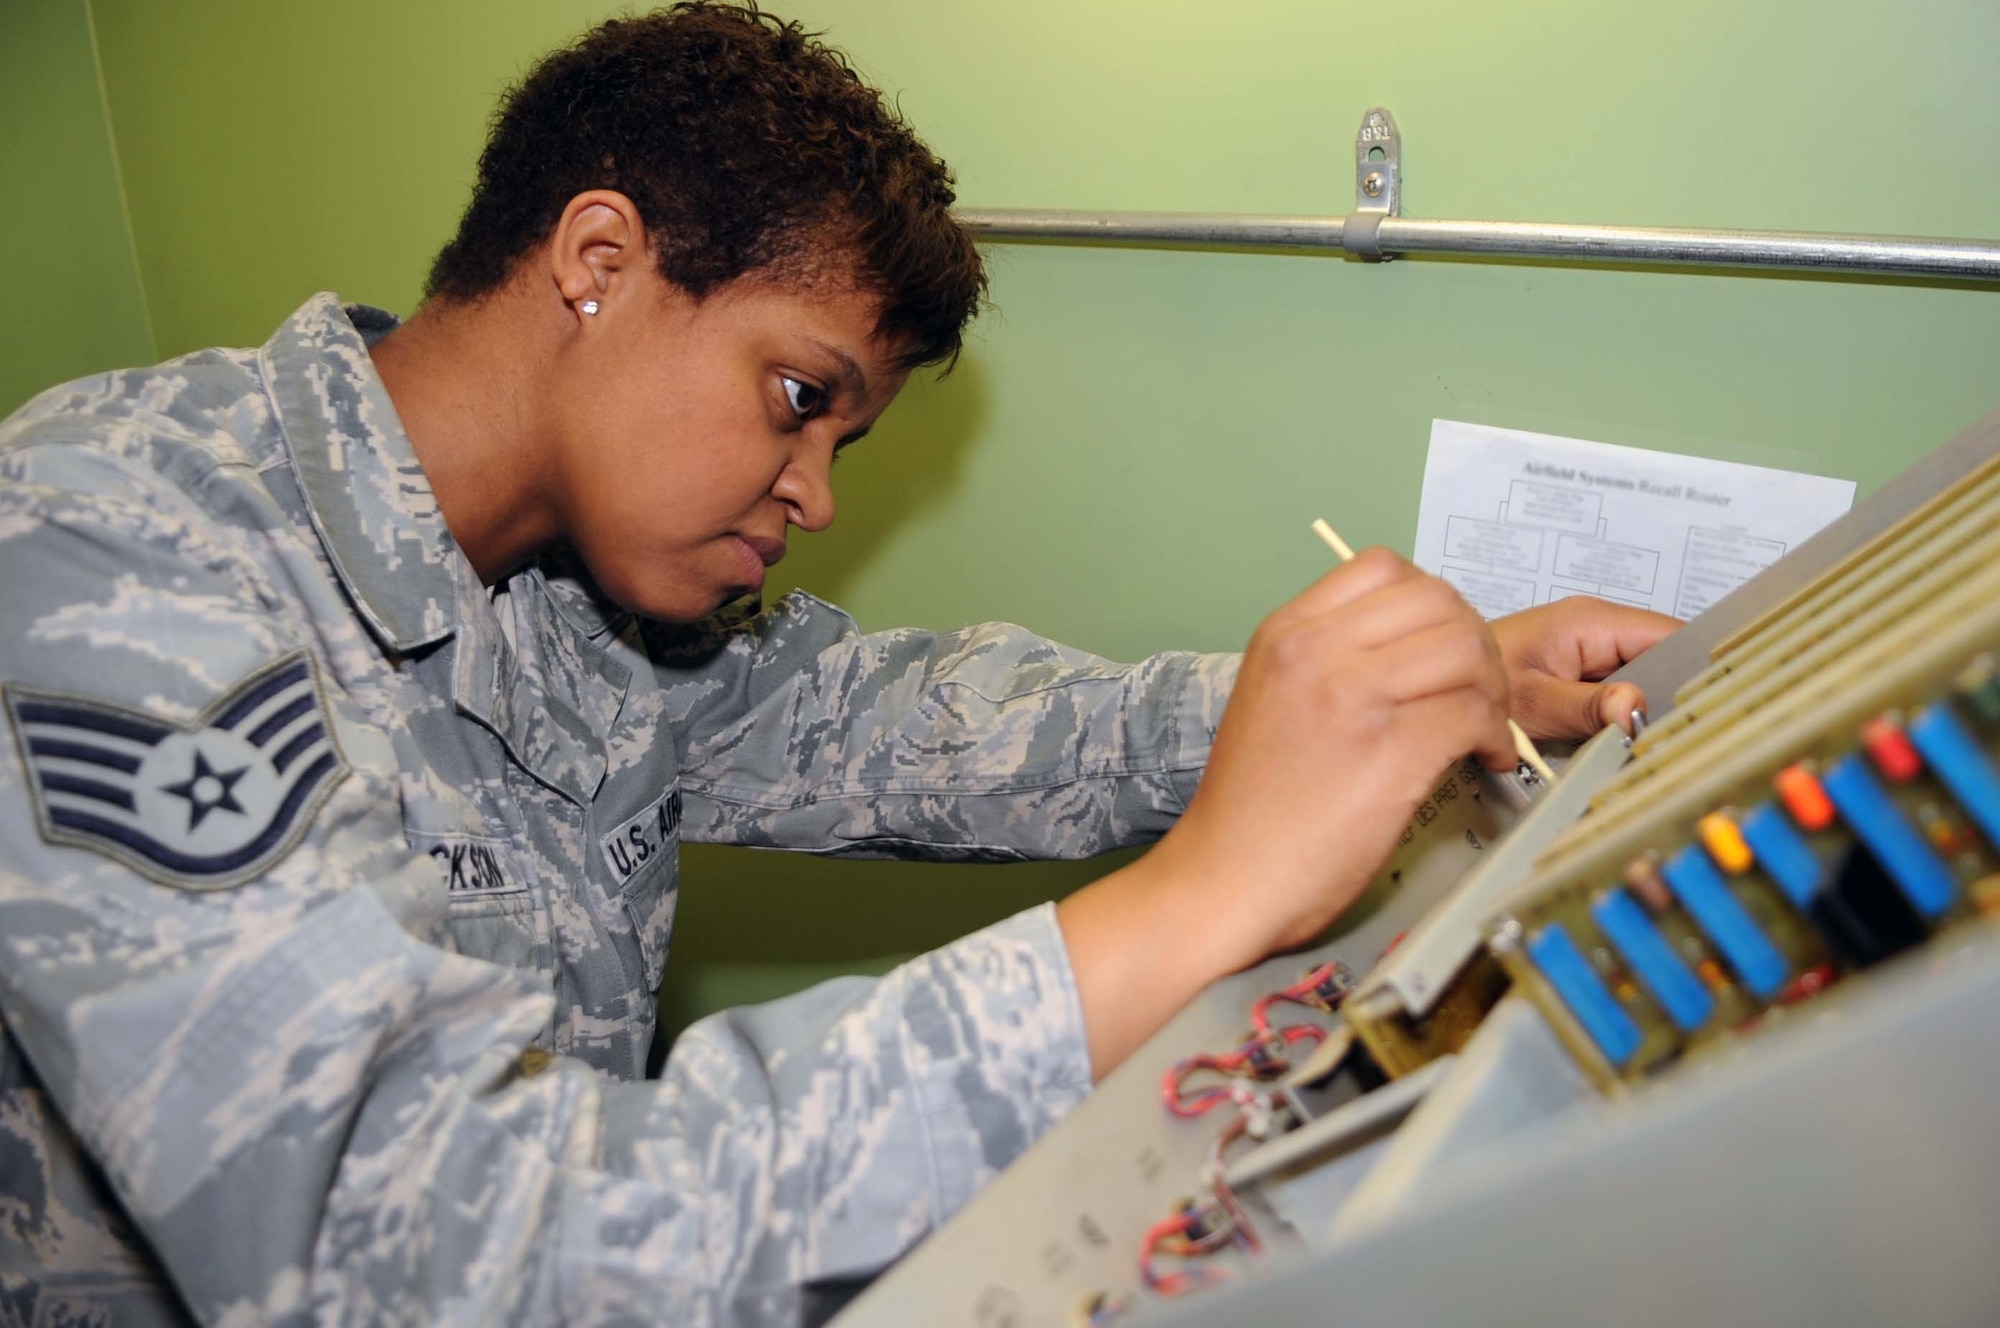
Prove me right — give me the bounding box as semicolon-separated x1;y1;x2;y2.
580;299;600;315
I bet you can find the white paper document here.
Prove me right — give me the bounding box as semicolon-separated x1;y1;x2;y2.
1413;420;1856;621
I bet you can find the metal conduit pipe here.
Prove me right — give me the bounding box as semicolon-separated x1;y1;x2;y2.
951;208;2000;283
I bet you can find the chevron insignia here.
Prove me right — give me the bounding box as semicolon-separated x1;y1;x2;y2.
5;652;349;890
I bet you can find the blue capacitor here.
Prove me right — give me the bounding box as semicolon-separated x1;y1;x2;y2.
1525;923;1642;1069
1739;802;1825;908
1821;752;1957;920
1591;888;1715;1033
1661;845;1791;1000
1908;703;2000;850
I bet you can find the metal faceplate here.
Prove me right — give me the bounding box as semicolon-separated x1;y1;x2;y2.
1346;725;1632;1023
833;764;1531;1328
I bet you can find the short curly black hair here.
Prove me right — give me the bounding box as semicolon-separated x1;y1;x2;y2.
425;3;984;370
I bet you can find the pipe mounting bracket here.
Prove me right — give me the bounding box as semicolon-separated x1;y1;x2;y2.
1344;106;1401;260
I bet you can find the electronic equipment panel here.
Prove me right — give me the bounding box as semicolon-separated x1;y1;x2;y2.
836;408;2000;1328
1499;445;2000;1092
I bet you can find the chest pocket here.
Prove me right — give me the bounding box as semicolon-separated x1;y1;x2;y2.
399;774;550;981
597;781;681;993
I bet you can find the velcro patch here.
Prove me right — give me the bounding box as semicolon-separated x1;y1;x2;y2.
6;652;349;890
422;836;527;899
600;783;681;885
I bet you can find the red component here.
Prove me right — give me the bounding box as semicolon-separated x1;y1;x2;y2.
1861;716;1923;783
1138;1206;1231;1297
1777;963;1839;1006
1774;764;1836;831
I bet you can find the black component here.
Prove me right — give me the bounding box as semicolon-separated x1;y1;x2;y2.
1312;963;1357;1007
1181;1205;1224;1242
1808;843;1927;967
1347;1042;1391;1095
1245;1038;1287;1074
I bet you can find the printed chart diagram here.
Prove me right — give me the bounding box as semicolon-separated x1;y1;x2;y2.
1411;421;1856;623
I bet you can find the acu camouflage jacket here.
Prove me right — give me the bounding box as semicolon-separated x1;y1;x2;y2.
0;294;1237;1326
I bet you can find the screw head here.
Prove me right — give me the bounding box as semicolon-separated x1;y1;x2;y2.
1362;171;1386;198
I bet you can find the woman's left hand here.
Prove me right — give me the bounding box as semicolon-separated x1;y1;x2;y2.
1491;597;1681;741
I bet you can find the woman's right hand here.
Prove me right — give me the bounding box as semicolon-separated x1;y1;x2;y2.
1057;546;1515;1077
1164;546;1515;962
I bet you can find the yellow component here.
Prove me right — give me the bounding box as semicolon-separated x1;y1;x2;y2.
1344;951;1509;1079
1696;812;1754;874
1969;875;2000;916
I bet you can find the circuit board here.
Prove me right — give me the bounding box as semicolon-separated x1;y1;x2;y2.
1498;449;2000;1090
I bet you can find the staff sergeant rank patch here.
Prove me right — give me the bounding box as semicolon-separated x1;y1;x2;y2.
5;652;349;890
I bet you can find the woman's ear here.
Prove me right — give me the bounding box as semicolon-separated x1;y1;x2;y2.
547;190;648;319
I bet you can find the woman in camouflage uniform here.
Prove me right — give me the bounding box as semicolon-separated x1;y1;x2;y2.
0;6;1671;1324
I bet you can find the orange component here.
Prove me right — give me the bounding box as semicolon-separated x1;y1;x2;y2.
1860;716;1923;783
1774;764;1836;832
1696;812;1754;875
1921;810;1970;857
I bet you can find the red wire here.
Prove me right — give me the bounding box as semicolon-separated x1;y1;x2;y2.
1138;1208;1231;1296
1162;971;1344;1118
1144;960;1357;1296
1139;1211;1196;1293
1160;1046;1261;1118
1251;961;1352;1037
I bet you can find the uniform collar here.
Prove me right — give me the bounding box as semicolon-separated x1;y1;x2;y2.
259;292;458;654
261;293;631;804
452;566;632;804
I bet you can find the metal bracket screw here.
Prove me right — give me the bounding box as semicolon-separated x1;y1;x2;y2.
1344;106;1401;260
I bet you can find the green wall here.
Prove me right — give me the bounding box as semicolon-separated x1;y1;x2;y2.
0;0;155;415
44;0;2000;1036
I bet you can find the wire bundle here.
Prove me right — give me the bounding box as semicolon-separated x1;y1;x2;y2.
1140;961;1356;1298
1159;960;1352;1118
1251;960;1354;1039
1137;1202;1237;1296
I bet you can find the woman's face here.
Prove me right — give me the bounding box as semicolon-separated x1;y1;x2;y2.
550;268;909;622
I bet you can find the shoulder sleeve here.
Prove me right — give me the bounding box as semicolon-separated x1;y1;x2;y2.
654;591;1240;859
0;458;1083;1325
